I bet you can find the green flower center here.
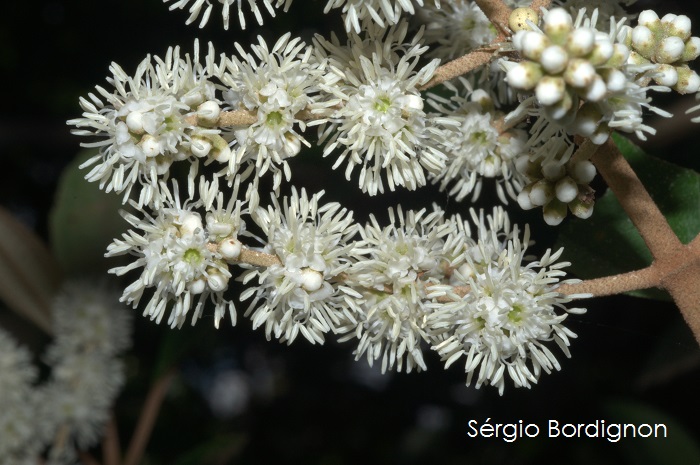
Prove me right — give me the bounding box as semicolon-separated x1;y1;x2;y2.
374;96;392;113
266;111;283;126
183;248;202;264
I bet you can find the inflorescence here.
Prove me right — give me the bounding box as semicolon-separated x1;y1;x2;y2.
67;0;700;393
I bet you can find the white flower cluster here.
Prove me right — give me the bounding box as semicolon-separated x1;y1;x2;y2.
430;208;586;394
516;144;597;225
107;181;244;328
68;43;229;207
623;10;700;93
428;79;528;203
241;188;360;345
506;8;639;144
315;21;455;195
220;34;324;202
0;280;132;464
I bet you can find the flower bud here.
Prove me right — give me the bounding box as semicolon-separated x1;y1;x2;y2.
521;31;551;60
564;59;596;87
536;76;566;105
191;137;212;157
569;198;595;219
207;271;229;292
542;161;565;181
571;103;601;137
509;7;539;32
656;36;685;63
219;237;242;260
517;185;536;210
197;101;221;126
300;268;324;292
140;135;161;157
506;61;543;90
529;179;554;206
602;68;627;93
544;8;573;44
654;64;679;87
669;15;692;41
674;67;700;94
588;39;614;66
638;10;660;28
126;111;145;134
682;37;700;62
585;75;607;101
543;199;567;226
567;28;595;57
570;160;596;184
555;176;579;203
540;45;569;74
631;25;654;57
606;43;631;68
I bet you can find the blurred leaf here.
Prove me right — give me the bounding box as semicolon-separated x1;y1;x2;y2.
604;400;700;465
636;320;700;389
0;206;62;333
49;149;127;275
556;133;700;300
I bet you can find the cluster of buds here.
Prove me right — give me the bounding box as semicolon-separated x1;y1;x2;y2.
515;154;596;226
624;10;700;93
506;8;630;126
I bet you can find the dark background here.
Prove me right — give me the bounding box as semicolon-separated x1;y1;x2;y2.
1;1;700;464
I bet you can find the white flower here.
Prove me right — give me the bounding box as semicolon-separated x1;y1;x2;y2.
220;34;324;205
69;42;228;207
429;208;587;395
106;184;242;328
324;0;440;33
418;0;498;60
240;188;361;345
428;79;528;203
339;206;455;373
315;21;454;195
164;0;293;29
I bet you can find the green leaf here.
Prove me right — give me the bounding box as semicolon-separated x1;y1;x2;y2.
555;133;700;300
603;400;700;465
49;150;128;275
0;206;62;333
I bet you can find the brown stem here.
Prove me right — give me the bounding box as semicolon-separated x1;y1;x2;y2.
592;139;682;261
557;266;659;297
123;368;178;465
421;49;498;90
661;239;700;344
475;0;512;38
103;414;121;465
530;0;552;13
77;452;101;465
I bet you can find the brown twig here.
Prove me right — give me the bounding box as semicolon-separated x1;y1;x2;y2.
103;414;121;465
530;0;552;13
592;139;682;261
557;266;659;297
123;368;178;465
475;0;512;39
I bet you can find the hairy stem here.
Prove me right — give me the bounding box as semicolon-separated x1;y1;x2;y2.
592;139;682;261
557;266;659;297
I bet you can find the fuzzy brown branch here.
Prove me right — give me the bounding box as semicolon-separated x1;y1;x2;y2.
421;48;499;90
123;368;178;465
475;0;512;38
557;266;659;297
592;139;682;261
530;0;552;13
